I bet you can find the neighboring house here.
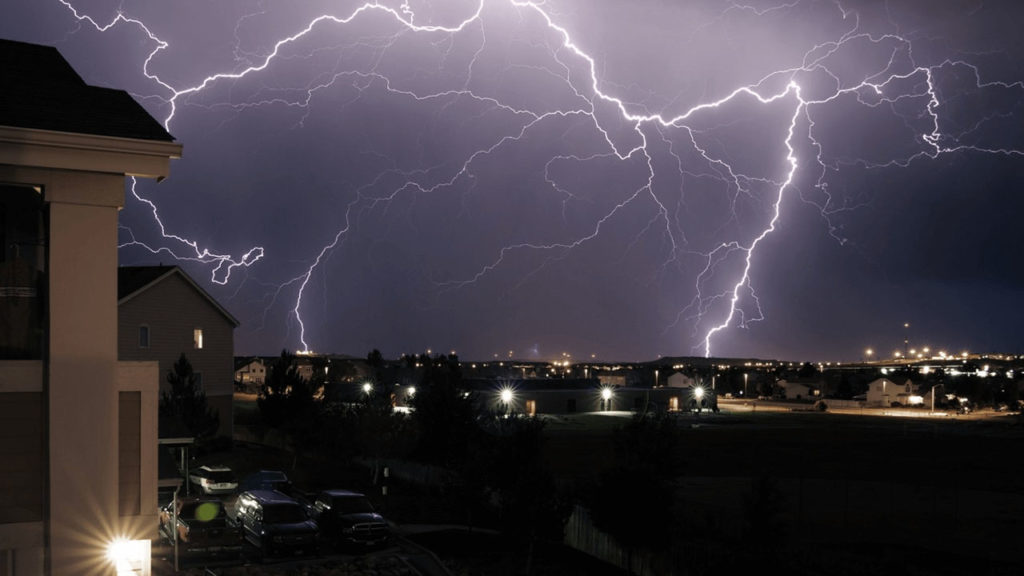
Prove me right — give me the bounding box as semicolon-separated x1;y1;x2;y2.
118;265;239;439
866;378;915;407
235;357;268;389
0;39;181;575
666;371;696;389
776;378;821;400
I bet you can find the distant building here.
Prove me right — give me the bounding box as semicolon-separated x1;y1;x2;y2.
866;378;915;407
118;265;239;439
666;371;697;388
0;39;181;575
235;357;268;389
462;378;716;415
776;378;822;401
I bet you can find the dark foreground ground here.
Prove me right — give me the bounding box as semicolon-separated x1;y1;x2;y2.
184;398;1022;575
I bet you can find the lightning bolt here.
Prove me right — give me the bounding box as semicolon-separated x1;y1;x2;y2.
54;1;1024;357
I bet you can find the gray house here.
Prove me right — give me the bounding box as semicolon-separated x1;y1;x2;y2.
118;266;238;438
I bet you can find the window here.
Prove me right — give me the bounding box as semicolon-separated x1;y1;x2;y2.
194;372;203;391
0;185;47;360
193;328;203;349
138;325;149;348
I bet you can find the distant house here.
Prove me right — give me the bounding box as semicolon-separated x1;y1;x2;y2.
666;371;697;389
118;265;239;438
235;357;268;390
776;378;821;400
0;38;181;575
866;378;915;407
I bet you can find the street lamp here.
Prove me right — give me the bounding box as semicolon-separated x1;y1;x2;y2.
601;386;613;411
865;348;873;363
743;373;748;397
362;382;373;395
499;387;514;415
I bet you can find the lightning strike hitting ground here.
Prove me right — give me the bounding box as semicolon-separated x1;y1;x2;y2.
44;0;1024;359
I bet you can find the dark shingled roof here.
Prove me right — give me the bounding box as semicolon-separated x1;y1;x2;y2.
0;38;175;142
117;265;176;300
118;265;240;327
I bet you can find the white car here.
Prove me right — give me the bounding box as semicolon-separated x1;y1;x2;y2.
189;465;238;495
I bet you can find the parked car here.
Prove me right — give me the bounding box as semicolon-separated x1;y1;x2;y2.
310;489;390;549
189;465;238;496
238;469;291;494
235;490;318;558
158;497;243;558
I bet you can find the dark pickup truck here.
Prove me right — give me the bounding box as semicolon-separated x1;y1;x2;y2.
309;489;390;550
158;497;243;558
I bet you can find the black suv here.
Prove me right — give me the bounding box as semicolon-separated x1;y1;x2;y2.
310;489;390;549
235;490;318;558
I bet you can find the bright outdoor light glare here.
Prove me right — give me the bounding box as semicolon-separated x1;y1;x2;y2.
500;388;513;403
106;538;146;574
362;382;373;394
106;539;131;564
601;387;613;400
694;386;705;399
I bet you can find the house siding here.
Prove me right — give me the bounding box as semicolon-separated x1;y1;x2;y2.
118;271;235;438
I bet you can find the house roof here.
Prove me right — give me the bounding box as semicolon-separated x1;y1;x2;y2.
0;38;175;142
118;265;240;327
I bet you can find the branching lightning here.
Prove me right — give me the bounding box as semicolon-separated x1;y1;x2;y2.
53;0;1024;357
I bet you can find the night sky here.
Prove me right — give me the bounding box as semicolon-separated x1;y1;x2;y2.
4;1;1023;362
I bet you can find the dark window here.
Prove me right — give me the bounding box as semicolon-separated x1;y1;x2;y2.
0;185;47;359
0;392;45;524
119;391;141;516
263;503;305;523
138;325;150;348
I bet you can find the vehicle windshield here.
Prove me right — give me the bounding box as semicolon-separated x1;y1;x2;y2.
263;503;306;523
205;470;235;483
335;496;374;514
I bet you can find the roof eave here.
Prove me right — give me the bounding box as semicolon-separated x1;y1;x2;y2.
0;124;182;180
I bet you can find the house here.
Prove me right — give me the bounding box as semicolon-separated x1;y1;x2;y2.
118;266;239;439
235;357;268;390
866;378;915;407
0;39;181;575
666;371;696;389
776;378;821;400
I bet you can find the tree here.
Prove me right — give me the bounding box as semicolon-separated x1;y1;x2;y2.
588;412;684;550
797;362;818;378
258;349;321;428
160;353;219;439
487;417;569;574
410;354;474;467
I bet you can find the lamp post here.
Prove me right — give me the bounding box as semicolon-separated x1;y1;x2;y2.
903;322;910;357
744;373;748;397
